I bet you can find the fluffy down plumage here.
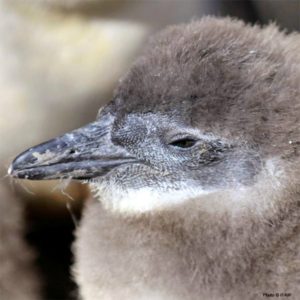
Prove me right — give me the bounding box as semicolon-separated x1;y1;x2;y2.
73;17;300;300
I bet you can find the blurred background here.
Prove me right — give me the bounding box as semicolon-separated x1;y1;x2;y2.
0;0;299;299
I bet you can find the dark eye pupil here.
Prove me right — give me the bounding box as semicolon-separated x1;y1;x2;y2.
170;138;196;148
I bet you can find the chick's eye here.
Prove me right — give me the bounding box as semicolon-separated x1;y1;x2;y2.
169;138;197;148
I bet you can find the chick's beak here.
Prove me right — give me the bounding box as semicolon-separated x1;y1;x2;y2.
8;119;137;180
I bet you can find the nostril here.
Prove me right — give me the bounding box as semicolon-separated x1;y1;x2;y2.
69;149;76;155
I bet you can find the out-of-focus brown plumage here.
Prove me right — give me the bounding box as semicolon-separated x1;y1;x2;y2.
0;182;40;300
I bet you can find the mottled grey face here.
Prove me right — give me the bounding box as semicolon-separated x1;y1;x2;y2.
92;105;261;193
9;100;261;194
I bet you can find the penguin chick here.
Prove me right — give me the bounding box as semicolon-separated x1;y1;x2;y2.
9;17;300;299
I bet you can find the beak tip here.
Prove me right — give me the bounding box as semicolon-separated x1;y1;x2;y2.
8;153;31;178
7;164;13;176
8;148;39;179
7;163;20;178
8;160;20;177
8;162;32;179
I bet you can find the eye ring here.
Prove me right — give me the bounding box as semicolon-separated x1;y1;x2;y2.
169;138;197;149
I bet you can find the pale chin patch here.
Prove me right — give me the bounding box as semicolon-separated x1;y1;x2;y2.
90;182;213;214
89;158;287;215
